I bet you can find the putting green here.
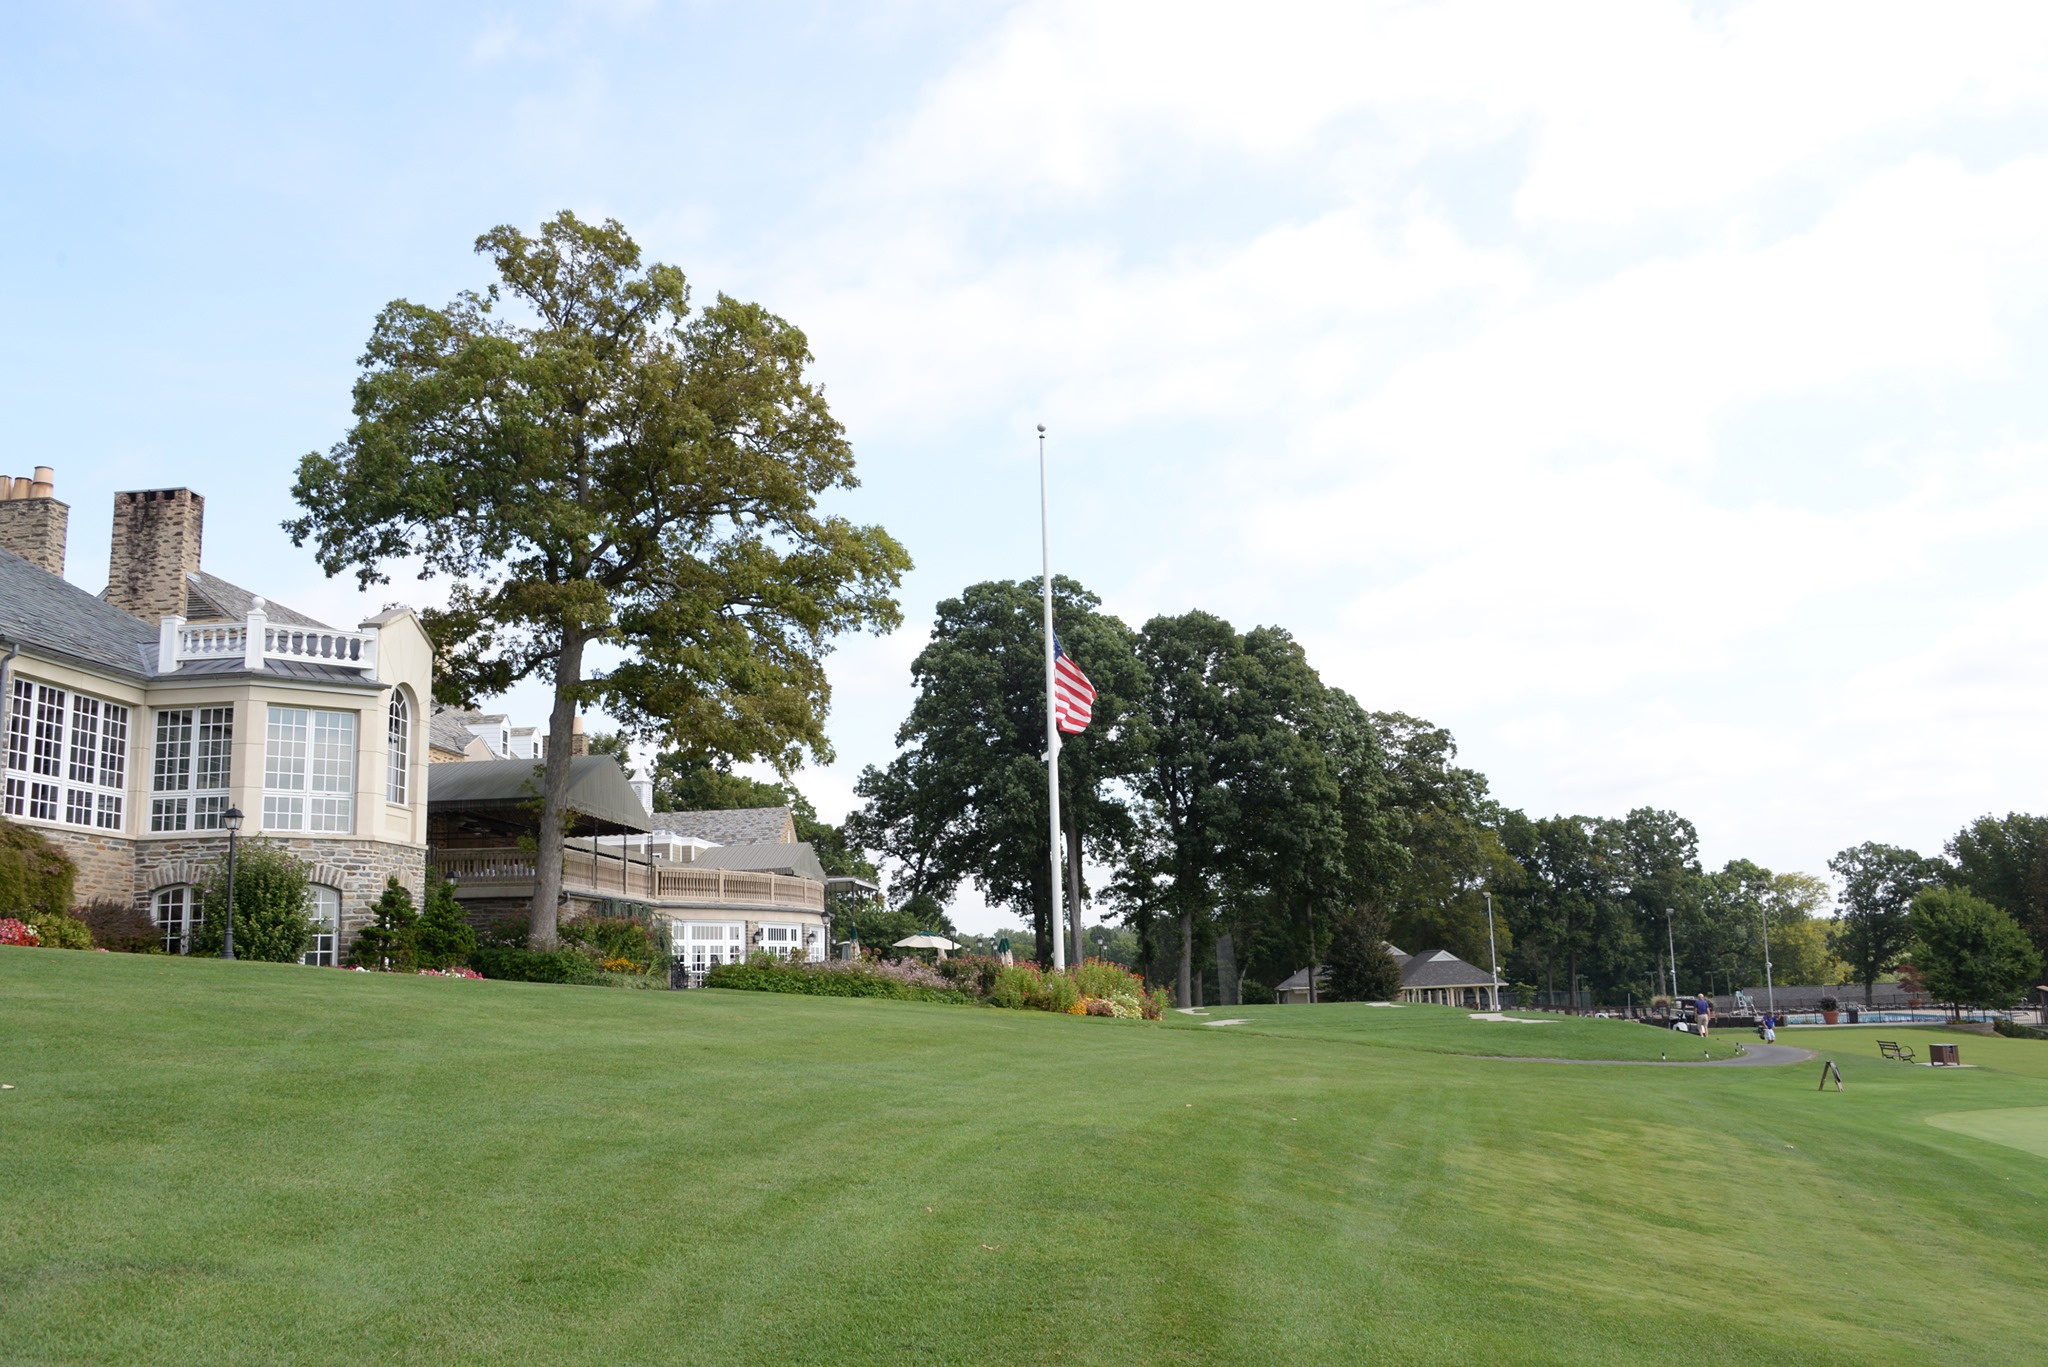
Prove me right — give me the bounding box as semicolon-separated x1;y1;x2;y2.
1925;1106;2048;1159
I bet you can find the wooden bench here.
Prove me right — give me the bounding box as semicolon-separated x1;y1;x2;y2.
1878;1039;1916;1063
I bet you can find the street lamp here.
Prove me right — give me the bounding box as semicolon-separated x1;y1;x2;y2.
1482;889;1502;1011
220;805;243;960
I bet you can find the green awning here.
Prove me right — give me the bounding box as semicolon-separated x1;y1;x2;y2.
427;755;652;834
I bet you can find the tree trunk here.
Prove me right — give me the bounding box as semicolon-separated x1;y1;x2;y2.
1065;812;1085;969
1177;909;1193;1007
529;629;587;947
1215;931;1239;1006
1033;862;1051;968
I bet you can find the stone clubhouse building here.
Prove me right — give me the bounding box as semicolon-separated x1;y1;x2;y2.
0;472;434;960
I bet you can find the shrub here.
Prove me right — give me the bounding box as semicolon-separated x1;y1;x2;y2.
350;878;419;970
987;961;1043;1010
411;872;476;971
189;841;313;963
0;819;77;921
1324;902;1403;1002
469;941;602;984
560;916;656;974
705;954;970;1004
22;908;93;950
1993;1018;2048;1041
78;899;159;953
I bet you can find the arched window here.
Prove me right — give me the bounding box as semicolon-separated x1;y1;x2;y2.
152;886;200;955
304;885;341;967
387;691;411;805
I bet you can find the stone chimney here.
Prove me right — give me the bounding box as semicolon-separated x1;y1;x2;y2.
570;714;589;757
0;466;68;576
107;488;204;625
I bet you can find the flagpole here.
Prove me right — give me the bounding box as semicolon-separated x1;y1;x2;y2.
1039;423;1066;972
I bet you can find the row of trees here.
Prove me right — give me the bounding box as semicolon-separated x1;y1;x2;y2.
845;578;2046;1011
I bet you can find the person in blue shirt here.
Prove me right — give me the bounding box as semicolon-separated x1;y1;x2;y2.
1695;993;1712;1037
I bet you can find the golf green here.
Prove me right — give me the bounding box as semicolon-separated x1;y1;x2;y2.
5;950;2046;1366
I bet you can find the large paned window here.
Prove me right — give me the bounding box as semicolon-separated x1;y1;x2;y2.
676;921;745;976
758;923;809;961
152;886;200;955
386;692;410;805
4;678;128;831
150;706;234;832
304;885;341;967
263;706;355;833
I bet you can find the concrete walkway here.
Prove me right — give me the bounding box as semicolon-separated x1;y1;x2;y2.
1499;1041;1815;1067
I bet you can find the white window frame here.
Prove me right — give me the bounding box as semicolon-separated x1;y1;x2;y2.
304;885;341;967
386;691;410;805
153;885;201;955
759;922;806;961
150;705;234;832
263;705;355;833
675;921;746;974
4;678;129;832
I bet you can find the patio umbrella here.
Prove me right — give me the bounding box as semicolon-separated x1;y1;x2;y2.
892;932;961;960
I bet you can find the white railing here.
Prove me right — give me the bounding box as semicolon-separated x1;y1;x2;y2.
158;599;377;674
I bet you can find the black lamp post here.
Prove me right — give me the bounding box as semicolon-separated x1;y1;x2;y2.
220;805;243;960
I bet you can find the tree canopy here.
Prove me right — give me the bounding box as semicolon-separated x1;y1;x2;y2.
1828;842;1947;1003
287;212;910;942
1908;887;2042;1012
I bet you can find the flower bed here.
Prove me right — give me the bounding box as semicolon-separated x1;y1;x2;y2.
0;917;39;947
706;952;1169;1019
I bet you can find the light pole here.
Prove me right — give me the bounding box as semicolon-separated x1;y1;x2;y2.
1664;907;1680;1002
1759;892;1777;1021
220;805;243;960
1482;889;1501;1011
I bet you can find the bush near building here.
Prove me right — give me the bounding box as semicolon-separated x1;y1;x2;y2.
188;842;314;963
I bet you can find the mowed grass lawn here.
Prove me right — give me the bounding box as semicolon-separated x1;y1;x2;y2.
1162;1000;1750;1060
4;952;2046;1366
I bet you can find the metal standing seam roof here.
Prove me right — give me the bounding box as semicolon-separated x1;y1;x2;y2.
688;841;828;884
426;754;652;833
648;807;795;845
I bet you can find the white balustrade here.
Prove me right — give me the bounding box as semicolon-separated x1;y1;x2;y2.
161;602;377;674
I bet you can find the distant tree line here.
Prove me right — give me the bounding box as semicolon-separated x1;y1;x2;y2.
842;578;2047;1012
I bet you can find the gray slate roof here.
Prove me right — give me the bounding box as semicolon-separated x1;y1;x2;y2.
649;807;795;845
184;571;328;629
1399;949;1499;990
430;705;498;755
427;755;651;833
167;657;385;688
0;545;158;678
690;841;827;884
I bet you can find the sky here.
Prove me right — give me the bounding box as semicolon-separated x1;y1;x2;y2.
6;1;2048;931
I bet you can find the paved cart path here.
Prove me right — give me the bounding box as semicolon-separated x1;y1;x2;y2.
1497;1042;1815;1067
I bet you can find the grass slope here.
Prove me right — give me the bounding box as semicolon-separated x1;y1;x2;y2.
5;950;2047;1366
1162;1001;1748;1060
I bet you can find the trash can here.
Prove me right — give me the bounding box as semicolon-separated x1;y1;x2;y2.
1930;1042;1960;1066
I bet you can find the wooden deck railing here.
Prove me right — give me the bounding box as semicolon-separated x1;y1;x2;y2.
431;845;825;913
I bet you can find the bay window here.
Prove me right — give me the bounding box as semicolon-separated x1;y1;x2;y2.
151;706;234;832
264;705;355;833
4;678;128;831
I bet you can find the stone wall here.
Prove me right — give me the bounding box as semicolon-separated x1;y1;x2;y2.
132;835;425;944
34;827;135;907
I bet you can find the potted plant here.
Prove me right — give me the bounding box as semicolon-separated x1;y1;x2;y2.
1819;994;1841;1025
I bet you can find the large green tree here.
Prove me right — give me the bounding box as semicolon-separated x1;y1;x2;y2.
1946;812;2048;964
848;578;1149;966
287;212;910;942
1368;713;1517;968
1908;887;2042;1013
1828;842;1947;1005
1118;616;1395;1005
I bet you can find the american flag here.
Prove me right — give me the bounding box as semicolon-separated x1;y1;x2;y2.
1053;639;1096;734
